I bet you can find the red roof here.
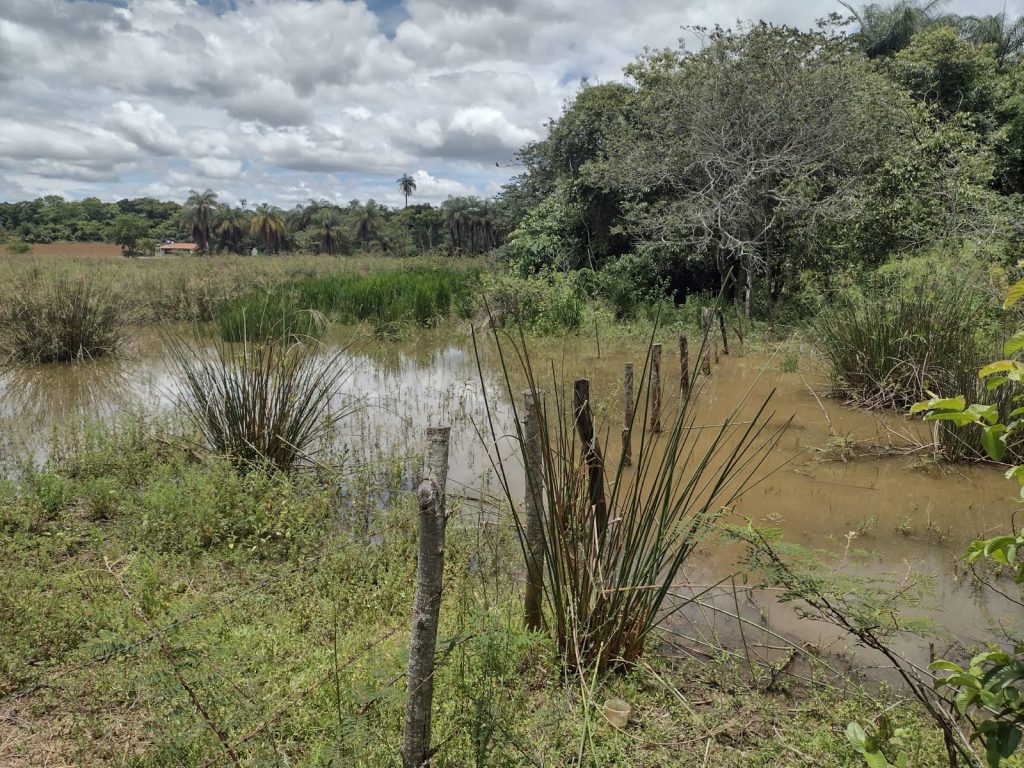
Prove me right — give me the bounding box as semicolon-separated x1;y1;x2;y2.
159;243;199;250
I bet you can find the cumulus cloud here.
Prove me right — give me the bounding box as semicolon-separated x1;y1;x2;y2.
0;0;1018;204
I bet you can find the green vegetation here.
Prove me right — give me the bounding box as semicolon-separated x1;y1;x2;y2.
166;333;353;472
0;418;956;766
220;266;481;333
0;269;128;363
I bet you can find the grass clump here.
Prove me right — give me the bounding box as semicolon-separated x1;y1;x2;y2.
813;277;993;410
0;269;128;363
216;292;327;343
166;333;355;472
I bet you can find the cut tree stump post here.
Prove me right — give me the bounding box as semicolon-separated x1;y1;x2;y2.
574;379;608;542
522;389;545;632
649;344;662;433
700;307;714;355
701;349;711;376
402;426;450;768
717;308;729;355
622;363;634;466
679;335;689;393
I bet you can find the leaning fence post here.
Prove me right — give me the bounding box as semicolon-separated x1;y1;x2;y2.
649;344;662;434
717;308;729;355
522;390;545;632
679;335;689;393
622;363;634;466
402;426;450;768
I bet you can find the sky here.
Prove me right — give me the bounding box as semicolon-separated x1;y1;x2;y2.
0;0;1020;209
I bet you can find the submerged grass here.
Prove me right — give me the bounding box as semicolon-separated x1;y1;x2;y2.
218;266;481;334
166;331;356;472
0;269;129;363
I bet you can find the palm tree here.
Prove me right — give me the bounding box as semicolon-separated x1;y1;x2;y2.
958;11;1024;67
250;203;287;253
396;174;417;208
441;197;471;253
214;207;248;254
839;0;951;57
183;189;218;253
314;210;348;255
354;200;383;244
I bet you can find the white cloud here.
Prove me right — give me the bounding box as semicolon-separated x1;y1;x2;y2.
0;0;1019;204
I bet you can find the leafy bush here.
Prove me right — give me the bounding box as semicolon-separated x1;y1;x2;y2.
166;333;356;472
0;269;129;362
5;237;31;255
480;271;586;333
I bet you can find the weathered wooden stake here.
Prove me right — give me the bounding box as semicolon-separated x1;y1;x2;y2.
679;335;689;393
717;308;729;355
522;390;545;632
402;426;450;768
622;363;634;467
700;306;714;355
574;379;608;541
701;349;711;375
649;344;662;433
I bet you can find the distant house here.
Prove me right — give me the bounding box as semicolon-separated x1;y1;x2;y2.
156;242;199;255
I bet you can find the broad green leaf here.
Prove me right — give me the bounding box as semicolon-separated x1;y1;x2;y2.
910;395;965;414
980;361;1024;379
981;425;1008;462
1006;331;1024;356
1004;277;1024;309
968;403;1000;426
846;721;868;752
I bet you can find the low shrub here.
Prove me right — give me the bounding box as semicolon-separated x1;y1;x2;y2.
480;271;586;333
0;269;129;362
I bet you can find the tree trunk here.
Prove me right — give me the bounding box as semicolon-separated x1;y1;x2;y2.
522;390;545;631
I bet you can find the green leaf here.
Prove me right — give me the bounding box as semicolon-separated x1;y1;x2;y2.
981;425;1008;462
1006;331;1024;356
1005;278;1024;309
980;361;1024;379
846;721;868;752
910;395;965;414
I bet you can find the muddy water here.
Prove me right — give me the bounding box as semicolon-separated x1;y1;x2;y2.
0;328;1015;675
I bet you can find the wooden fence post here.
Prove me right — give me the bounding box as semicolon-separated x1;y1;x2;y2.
649;344;662;434
402;426;450;768
522;390;545;632
701;349;711;376
717;308;729;355
679;335;689;393
622;363;634;466
574;379;608;542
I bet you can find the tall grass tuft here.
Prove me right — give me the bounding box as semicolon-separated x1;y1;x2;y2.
813;279;993;411
166;332;355;472
217;293;327;343
217;267;480;331
476;325;787;673
0;270;128;363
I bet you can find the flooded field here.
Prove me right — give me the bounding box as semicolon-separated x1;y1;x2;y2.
0;327;1012;678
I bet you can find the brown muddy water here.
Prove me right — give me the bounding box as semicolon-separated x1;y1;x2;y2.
0;327;1015;681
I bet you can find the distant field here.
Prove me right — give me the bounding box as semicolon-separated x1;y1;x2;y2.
0;241;122;258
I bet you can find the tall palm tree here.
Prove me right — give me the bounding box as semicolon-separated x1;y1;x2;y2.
441;197;471;253
958;11;1024;67
314;210;348;255
839;0;951;57
354;200;383;244
250;203;287;253
396;174;417;208
214;207;248;254
183;189;218;253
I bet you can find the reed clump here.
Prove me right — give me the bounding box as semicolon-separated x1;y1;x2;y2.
217;293;327;343
0;269;129;363
813;278;994;411
480;327;787;673
166;332;355;472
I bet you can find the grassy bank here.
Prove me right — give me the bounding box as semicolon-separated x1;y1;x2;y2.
0;418;955;766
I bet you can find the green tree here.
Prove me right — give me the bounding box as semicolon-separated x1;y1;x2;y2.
250;204;286;252
214;207;249;254
839;0;952;58
183;189;218;253
108;213;153;257
354;200;383;245
396;174;417;208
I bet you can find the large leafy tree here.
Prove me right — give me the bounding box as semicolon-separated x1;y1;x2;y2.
958;11;1024;68
182;189;218;253
354;200;383;245
593;23;916;315
396;174;417;208
214;207;249;254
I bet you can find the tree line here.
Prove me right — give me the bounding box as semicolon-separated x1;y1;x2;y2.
0;183;501;258
498;2;1024;316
